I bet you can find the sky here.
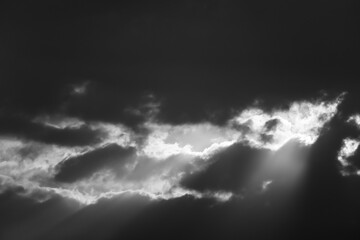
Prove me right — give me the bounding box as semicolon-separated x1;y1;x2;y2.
1;0;360;239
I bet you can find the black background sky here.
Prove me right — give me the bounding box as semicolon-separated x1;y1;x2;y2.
1;0;360;239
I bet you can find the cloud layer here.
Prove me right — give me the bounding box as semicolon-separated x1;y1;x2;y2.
0;94;345;205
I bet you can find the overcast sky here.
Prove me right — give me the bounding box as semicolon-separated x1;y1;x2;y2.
1;1;360;240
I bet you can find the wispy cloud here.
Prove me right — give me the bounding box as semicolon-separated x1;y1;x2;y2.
0;94;345;204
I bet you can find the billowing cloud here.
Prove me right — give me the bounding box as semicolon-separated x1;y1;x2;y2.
230;94;343;150
1;2;359;238
0;94;345;204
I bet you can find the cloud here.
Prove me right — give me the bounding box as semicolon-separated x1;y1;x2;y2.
230;94;343;150
336;114;360;176
0;115;105;147
54;144;136;183
0;138;85;180
141;122;239;159
347;114;360;127
71;81;89;96
63;83;160;129
261;180;273;192
0;94;345;204
337;138;360;171
0;1;359;238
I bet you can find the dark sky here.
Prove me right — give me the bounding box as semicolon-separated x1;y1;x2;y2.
1;1;360;240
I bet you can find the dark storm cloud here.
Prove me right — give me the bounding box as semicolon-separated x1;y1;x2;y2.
54;144;136;183
0;115;104;147
1;1;360;239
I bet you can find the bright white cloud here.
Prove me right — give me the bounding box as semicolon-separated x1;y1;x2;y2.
32;115;86;129
337;137;360;176
231;95;343;150
0;94;345;204
141;129;195;159
141;122;240;160
336;113;360;176
347;114;360;127
338;138;360;167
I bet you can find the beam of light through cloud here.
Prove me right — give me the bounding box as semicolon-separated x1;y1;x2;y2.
0;94;345;204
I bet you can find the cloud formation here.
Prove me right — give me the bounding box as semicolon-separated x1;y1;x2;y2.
0;115;105;147
230;94;343;150
1;2;359;238
54;144;136;182
0;93;346;205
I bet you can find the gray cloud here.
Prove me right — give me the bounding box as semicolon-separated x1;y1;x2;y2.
0;115;105;147
54;144;136;183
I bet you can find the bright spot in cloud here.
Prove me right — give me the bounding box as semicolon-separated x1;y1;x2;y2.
141;123;239;160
